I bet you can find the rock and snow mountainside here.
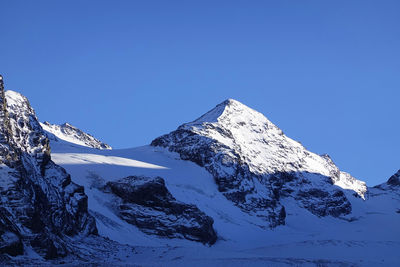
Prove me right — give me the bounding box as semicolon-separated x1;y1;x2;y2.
387;169;400;187
0;77;97;259
40;121;111;150
1;81;399;266
152;99;367;226
371;169;400;204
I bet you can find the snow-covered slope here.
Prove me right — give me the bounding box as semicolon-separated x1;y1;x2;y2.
40;121;111;150
45;139;400;266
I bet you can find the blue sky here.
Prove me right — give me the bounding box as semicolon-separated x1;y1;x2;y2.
1;0;399;186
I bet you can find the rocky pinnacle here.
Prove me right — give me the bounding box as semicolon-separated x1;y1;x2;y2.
0;75;17;163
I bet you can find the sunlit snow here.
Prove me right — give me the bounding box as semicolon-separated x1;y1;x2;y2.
51;153;168;169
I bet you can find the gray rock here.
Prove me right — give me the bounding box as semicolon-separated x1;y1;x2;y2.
0;76;97;259
104;175;217;245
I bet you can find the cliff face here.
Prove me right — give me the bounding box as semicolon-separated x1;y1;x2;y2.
0;76;97;259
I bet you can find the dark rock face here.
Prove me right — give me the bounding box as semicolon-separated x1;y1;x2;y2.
0;77;97;259
104;176;217;245
0;208;23;256
296;189;351;217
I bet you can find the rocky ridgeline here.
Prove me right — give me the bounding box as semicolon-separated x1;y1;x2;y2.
0;76;97;259
387;169;400;187
152;99;366;227
41;121;112;150
373;169;400;191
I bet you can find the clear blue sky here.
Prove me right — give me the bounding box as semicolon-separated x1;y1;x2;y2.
1;0;399;186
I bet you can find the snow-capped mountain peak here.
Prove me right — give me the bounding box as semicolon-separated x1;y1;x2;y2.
188;98;280;133
178;99;366;196
152;99;367;226
40;121;112;150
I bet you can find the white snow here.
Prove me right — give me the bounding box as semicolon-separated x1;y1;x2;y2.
51;153;168;169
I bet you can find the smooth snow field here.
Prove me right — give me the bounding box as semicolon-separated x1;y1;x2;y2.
47;138;400;267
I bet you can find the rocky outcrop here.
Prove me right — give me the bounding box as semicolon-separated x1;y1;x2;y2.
373;169;400;191
296;188;351;217
152;99;362;226
41;121;111;149
387;170;400;186
0;76;97;259
103;176;217;245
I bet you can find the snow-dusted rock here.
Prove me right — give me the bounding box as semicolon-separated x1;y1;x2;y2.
41;121;111;150
103;175;217;245
373;169;400;191
152;99;366;226
387;169;400;187
0;77;97;259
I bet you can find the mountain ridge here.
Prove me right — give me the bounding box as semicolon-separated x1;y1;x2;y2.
0;78;97;259
1;78;398;266
40;121;112;150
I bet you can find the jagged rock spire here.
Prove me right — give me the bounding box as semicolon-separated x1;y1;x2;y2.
0;75;5;103
0;74;5;142
0;74;8;126
0;75;16;163
0;74;5;106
